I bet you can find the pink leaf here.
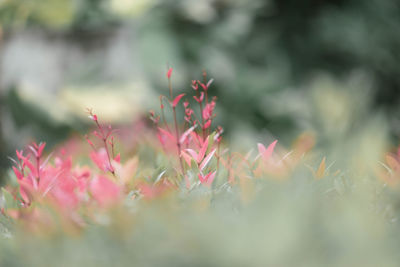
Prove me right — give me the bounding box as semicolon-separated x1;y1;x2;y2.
16;150;24;160
90;176;121;207
172;94;186;108
40;152;53;171
167;68;173;79
203;120;211;129
258;140;278;162
185;149;198;162
90;148;109;172
200;82;208;91
193;92;204;103
179;125;196;145
200;149;216;171
206;171;216;186
37;142;46;157
206;78;214;88
114;153;121;163
190;131;203;148
197;137;209;163
198;171;216;186
21;156;37;178
12;166;23;180
180;151;193;167
19;181;32;204
28;146;38;157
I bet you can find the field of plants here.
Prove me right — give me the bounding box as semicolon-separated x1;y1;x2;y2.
0;69;399;266
2;0;400;266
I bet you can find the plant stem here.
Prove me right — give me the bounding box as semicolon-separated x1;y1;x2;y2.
168;78;173;99
173;106;185;175
103;138;115;175
196;90;206;140
160;97;171;133
95;120;115;175
36;156;40;185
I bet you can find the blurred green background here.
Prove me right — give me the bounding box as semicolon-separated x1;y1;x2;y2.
1;0;400;178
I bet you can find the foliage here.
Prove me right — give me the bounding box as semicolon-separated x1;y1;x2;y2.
1;71;400;266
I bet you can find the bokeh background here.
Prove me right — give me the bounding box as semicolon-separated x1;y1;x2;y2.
1;0;400;180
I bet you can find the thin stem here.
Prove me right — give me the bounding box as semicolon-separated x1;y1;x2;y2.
168;74;185;175
111;139;115;159
173;106;185;175
202;70;209;104
168;78;173;99
103;138;115;176
94;119;115;176
182;120;187;139
36;156;40;184
160;97;171;133
196;90;206;140
216;139;221;173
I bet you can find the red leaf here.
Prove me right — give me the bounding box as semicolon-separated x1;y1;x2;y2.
37;142;46;157
203;120;211;129
12;166;23;180
167;68;173;79
193;92;204;103
172;94;185;108
85;136;94;147
16;150;24;160
21;156;37;178
199;82;208;91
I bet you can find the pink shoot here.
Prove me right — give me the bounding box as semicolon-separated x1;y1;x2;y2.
199;149;216;171
167;67;173;79
172;93;186;108
198;171;216;187
258;140;278;163
85;109;115;175
203;120;211;130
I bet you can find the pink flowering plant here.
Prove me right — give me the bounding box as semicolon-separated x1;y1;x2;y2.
0;69;287;231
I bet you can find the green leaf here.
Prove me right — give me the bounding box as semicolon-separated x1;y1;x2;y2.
191;158;200;174
207;132;216;152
